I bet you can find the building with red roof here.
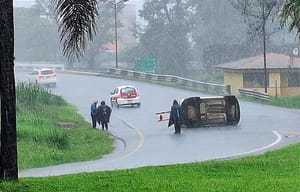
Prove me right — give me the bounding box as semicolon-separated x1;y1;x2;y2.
215;53;300;96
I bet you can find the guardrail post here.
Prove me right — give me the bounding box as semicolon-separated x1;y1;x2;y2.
226;85;231;94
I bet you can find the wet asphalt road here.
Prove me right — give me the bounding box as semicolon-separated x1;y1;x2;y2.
15;71;300;177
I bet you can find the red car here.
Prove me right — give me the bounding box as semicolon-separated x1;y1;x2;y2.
110;85;141;108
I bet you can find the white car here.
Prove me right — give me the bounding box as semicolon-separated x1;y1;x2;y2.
28;68;57;87
110;85;141;108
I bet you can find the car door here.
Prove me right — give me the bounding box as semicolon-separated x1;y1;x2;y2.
110;88;119;103
28;70;39;83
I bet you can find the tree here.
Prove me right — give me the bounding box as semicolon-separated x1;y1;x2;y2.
230;0;284;93
0;0;18;180
230;0;283;38
138;0;193;77
81;4;115;70
191;0;247;73
0;0;99;181
279;0;300;36
53;0;99;62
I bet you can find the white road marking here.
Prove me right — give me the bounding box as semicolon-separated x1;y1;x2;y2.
217;131;282;160
114;115;145;160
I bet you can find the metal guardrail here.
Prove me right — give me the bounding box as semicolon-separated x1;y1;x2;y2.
15;64;65;71
108;68;230;95
238;88;270;100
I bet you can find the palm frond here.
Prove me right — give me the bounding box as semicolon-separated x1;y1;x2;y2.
280;0;300;33
53;0;99;62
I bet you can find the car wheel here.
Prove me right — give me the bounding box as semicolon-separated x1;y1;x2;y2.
137;103;141;107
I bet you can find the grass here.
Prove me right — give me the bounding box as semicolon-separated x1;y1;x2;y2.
238;95;300;109
15;82;114;169
268;95;300;108
1;81;299;191
0;142;299;191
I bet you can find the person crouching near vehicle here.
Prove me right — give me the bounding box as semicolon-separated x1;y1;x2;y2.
90;100;98;128
97;101;112;131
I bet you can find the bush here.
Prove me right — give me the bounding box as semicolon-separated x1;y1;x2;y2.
16;82;66;106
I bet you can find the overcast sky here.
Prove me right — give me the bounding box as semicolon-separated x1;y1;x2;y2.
14;0;145;10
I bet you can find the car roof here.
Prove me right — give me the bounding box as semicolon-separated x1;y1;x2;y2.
116;85;137;89
32;68;55;71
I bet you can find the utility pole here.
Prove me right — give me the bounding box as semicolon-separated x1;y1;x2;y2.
114;1;118;68
262;4;267;93
106;0;129;68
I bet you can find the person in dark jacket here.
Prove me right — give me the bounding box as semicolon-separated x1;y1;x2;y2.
97;101;112;131
168;99;183;134
90;100;98;128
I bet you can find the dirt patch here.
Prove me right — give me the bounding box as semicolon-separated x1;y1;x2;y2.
57;121;77;128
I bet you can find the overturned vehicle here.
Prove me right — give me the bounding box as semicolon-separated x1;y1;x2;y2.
180;95;240;127
157;95;240;128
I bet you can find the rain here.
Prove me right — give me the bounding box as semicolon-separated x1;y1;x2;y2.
1;0;300;190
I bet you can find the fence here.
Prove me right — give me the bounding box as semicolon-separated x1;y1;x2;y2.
238;88;270;100
15;65;273;100
15;63;65;71
108;68;230;95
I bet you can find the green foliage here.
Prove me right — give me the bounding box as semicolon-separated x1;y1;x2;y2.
53;0;99;62
17;109;69;150
138;0;192;76
239;95;300;109
279;0;300;33
268;95;300;108
16;82;66;106
15;83;114;169
79;5;114;69
1;143;299;191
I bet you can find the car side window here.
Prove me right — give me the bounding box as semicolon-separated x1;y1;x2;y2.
29;71;39;75
114;88;118;94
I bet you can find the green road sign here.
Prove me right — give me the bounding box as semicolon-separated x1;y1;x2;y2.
134;57;157;73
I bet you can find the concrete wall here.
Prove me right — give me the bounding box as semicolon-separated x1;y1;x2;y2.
224;70;243;94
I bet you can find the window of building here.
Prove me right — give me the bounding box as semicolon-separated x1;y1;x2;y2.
243;72;268;88
288;72;300;87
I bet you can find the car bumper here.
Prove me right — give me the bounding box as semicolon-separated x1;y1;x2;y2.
117;97;140;105
38;78;56;85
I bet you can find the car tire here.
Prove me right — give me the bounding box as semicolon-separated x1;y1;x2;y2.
137;103;141;107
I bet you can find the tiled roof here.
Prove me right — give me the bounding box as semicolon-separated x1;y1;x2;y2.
215;53;300;69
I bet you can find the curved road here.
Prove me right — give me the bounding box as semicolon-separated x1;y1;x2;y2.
16;71;300;177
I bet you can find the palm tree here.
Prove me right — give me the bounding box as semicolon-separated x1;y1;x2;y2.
53;0;99;62
0;0;18;180
0;0;99;181
279;0;300;35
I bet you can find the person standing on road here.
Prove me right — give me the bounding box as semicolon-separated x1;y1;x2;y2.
97;101;112;131
168;99;183;134
90;100;98;128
